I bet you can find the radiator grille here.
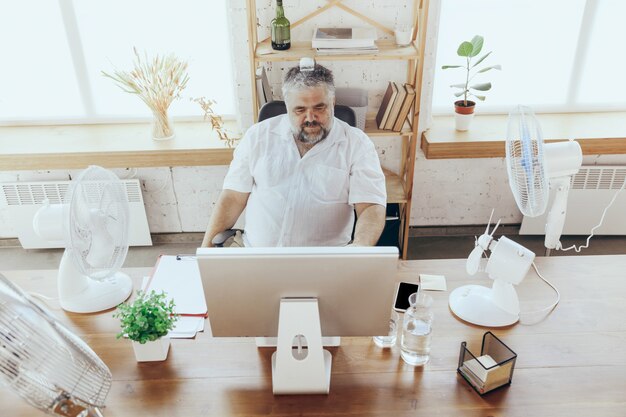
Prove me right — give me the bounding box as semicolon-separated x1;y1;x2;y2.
572;167;626;190
1;180;143;206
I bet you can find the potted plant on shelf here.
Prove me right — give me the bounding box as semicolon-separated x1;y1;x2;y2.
114;290;178;362
442;35;501;131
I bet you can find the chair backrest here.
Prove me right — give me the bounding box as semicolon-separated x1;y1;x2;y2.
258;100;356;127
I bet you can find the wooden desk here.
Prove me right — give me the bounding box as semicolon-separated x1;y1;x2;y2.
2;255;625;416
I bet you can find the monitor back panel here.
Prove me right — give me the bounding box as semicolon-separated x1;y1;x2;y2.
197;247;398;337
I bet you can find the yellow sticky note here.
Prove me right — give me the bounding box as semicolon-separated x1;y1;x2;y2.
419;274;447;291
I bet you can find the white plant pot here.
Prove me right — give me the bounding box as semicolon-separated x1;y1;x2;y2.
132;336;171;362
455;112;474;131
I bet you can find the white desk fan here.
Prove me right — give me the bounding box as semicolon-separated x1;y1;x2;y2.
33;165;133;313
0;273;112;416
449;210;536;327
506;105;582;252
450;106;579;326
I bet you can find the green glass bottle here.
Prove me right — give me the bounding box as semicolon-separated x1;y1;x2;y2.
271;0;291;50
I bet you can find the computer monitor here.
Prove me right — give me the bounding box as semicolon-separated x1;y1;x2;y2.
196;246;398;337
196;246;399;395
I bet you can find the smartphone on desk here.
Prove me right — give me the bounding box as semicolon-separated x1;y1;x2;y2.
393;281;419;312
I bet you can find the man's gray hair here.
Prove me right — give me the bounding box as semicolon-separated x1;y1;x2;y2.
282;63;335;102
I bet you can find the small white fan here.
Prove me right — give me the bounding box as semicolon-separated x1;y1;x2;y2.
450;212;535;327
506;105;582;252
0;273;112;416
33;165;133;313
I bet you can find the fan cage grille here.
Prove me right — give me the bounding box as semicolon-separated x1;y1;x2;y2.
506;106;549;217
0;286;112;411
65;167;130;279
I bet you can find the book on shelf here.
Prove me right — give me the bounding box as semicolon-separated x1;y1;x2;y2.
315;46;379;55
312;27;377;49
375;82;398;130
383;83;408;130
391;83;416;132
255;67;273;107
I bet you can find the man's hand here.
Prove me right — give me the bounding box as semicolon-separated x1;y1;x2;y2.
351;203;386;246
201;190;250;247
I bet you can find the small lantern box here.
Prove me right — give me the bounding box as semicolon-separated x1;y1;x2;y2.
457;331;517;395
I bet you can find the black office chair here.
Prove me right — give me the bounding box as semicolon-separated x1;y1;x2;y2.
212;101;357;247
258;100;357;127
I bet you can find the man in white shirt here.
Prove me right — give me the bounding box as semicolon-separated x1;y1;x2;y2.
201;62;386;247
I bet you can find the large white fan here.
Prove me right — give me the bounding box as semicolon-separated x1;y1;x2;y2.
506;105;582;252
33;165;133;313
0;273;112;416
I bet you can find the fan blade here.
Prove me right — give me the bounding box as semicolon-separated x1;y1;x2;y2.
466;245;484;275
84;209;115;269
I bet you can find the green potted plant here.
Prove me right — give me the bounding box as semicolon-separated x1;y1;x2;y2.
114;290;178;362
442;35;501;131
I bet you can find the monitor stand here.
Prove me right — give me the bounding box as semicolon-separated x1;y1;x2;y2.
270;298;332;395
255;336;341;347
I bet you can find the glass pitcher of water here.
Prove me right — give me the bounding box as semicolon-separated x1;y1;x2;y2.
400;292;433;366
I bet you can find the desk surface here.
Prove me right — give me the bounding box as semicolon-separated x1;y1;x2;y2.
2;255;625;417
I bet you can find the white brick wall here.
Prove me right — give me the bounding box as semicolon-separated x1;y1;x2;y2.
1;0;624;238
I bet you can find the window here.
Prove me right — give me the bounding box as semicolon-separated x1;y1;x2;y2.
432;0;626;114
0;0;235;125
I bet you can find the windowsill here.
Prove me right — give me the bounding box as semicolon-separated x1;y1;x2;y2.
0;120;409;204
0;121;241;170
421;111;626;159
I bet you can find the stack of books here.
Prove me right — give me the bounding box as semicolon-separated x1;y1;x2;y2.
375;81;416;131
255;67;273;107
312;27;378;55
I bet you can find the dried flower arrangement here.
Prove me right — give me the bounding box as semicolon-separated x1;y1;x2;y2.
192;97;239;148
102;48;190;140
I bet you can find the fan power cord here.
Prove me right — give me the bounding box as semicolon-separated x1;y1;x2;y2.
558;176;626;252
519;262;561;317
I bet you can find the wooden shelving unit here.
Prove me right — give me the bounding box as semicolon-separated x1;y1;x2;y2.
246;0;429;258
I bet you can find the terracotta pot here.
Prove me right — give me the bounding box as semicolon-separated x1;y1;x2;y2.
454;100;476;131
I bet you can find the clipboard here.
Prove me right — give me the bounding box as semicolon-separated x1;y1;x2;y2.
144;255;208;317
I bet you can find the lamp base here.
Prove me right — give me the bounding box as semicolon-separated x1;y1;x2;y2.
449;285;519;327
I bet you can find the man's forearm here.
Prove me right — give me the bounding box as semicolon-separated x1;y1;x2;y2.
352;203;386;246
201;190;249;247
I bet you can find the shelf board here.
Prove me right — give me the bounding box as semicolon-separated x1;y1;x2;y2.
255;40;419;62
421;112;626;159
0;122;238;170
365;117;412;137
383;168;407;203
0;121;409;204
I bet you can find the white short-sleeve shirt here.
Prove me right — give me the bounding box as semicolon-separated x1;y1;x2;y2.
223;114;386;247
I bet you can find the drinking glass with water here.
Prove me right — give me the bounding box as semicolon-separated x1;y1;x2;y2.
373;309;400;348
401;292;433;366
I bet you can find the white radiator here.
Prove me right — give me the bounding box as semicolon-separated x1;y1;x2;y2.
1;179;153;249
520;165;626;235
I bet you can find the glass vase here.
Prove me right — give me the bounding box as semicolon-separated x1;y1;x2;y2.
152;110;175;141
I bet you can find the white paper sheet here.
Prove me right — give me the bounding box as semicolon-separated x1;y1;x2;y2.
145;255;208;316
